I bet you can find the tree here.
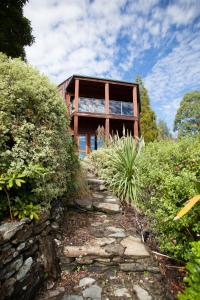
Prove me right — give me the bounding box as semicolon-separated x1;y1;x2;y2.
135;75;158;142
0;0;34;59
157;119;171;140
0;53;78;210
174;91;200;137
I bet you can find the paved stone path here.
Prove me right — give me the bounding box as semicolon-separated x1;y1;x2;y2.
39;176;167;300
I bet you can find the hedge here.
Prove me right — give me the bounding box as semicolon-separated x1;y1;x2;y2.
0;53;78;219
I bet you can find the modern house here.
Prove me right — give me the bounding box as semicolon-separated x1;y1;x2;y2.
58;75;141;158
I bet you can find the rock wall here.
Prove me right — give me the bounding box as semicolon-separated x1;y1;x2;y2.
0;201;64;300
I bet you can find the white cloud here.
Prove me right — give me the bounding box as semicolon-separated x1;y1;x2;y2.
24;0;200;129
25;0;128;82
166;0;200;25
144;33;200;101
144;32;200;130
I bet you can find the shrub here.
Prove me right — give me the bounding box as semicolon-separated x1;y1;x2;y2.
178;241;200;300
136;137;200;259
0;53;78;219
90;135;143;203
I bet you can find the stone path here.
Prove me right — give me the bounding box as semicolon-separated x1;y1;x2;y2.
38;176;167;300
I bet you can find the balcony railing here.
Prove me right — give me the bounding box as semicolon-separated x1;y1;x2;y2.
109;100;133;116
78;97;104;113
71;97;133;116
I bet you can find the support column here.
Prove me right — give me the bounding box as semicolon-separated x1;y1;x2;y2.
105;83;110;141
105;83;109;114
65;92;70;115
133;86;139;139
74;79;79;144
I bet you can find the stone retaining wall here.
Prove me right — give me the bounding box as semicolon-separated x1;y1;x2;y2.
0;201;64;300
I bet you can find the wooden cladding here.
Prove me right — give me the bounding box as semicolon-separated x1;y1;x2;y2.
65;76;140;145
105;83;109;114
74;79;79;112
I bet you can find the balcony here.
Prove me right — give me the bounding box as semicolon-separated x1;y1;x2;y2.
109;100;133;116
78;97;104;113
70;97;134;117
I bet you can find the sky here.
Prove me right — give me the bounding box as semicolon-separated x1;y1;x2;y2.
24;0;200;131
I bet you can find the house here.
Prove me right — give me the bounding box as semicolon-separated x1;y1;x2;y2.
58;75;141;158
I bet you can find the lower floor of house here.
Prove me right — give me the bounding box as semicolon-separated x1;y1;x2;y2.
70;114;139;158
78;133;103;159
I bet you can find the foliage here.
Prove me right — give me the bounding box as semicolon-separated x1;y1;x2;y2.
0;165;46;220
13;198;40;220
157;119;172;140
178;241;200;300
174;91;200;137
174;195;200;221
0;170;26;220
0;53;79;219
136;137;200;259
135;75;158;142
90;135;143;203
71;161;90;199
0;0;34;59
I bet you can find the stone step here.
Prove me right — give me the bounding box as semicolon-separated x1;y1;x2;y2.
64;236;150;261
86;177;107;192
68;196;122;214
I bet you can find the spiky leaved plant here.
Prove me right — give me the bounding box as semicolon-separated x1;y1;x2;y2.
100;134;144;204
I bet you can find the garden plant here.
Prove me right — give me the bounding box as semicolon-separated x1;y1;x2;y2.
0;53;78;220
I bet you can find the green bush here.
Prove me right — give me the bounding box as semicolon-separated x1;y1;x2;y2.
0;53;78;219
90;135;143;203
178;241;200;300
136;137;200;259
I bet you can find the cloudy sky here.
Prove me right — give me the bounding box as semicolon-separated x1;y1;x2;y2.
24;0;200;131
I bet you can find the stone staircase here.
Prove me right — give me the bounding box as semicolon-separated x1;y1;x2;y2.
39;176;167;300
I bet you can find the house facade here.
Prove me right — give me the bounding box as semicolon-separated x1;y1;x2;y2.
58;75;141;158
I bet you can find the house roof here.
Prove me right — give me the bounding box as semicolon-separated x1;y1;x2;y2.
58;74;139;88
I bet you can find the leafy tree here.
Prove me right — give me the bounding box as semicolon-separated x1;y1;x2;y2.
174;91;200;137
135;75;158;142
0;53;78;220
157;119;171;140
0;0;34;59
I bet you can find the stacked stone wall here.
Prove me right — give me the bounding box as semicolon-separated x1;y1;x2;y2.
0;201;64;300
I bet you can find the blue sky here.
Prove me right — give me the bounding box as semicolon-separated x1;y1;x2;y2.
24;0;200;131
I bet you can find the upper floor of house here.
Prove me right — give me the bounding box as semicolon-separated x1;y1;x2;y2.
58;75;141;120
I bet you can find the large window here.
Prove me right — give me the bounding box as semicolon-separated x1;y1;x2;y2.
109;100;133;116
78;134;104;159
79;135;86;159
79;97;104;113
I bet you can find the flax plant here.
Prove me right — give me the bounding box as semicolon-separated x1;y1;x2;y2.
100;134;144;204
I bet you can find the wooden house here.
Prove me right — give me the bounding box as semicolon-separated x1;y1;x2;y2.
58;75;141;158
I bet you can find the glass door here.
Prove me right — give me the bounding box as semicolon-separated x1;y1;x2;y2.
90;135;96;151
78;134;104;159
90;134;104;151
79;134;87;159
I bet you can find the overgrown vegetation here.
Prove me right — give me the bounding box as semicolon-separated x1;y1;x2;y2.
90;136;199;261
136;137;200;260
0;164;46;220
178;241;200;300
0;53;78;220
90;134;143;203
